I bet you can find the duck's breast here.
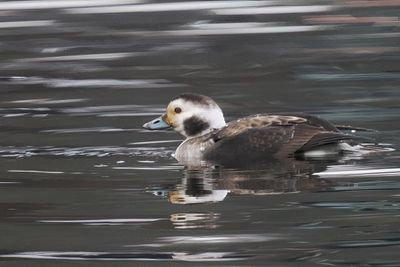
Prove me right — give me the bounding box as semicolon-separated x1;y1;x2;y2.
174;136;215;162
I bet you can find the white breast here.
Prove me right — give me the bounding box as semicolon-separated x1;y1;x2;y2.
174;137;215;162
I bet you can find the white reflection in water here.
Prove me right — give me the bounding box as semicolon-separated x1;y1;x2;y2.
316;167;400;178
173;252;249;262
0;0;140;10
131;64;209;71
66;1;272;14
213;5;336;15
3;113;30;117
159;234;280;244
41;47;72;54
171;213;220;229
6;98;88;105
113;166;183;170
0;20;54;28
17;52;140;62
39;218;163;226
189;22;275;29
42;127;138;134
8;169;64;174
48;79;182;89
163;25;329;36
169;189;229;204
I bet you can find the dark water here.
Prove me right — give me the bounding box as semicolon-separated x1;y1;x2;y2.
1;0;400;266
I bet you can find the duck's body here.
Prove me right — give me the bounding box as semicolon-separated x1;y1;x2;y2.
143;93;365;165
174;113;354;164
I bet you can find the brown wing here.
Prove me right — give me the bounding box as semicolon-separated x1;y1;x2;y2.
274;125;354;158
205;123;353;164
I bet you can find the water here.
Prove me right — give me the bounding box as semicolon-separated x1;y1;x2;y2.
1;0;400;266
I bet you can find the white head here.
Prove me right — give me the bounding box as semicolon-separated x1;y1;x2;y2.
143;93;226;138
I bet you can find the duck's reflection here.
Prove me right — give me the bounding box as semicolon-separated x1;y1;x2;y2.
169;168;229;204
170;213;220;229
150;159;336;205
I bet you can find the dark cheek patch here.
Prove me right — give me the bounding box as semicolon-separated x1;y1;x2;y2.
183;116;209;136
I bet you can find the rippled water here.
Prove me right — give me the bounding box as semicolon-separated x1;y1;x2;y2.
1;0;400;266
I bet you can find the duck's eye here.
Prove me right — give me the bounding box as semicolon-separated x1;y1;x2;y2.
174;107;182;114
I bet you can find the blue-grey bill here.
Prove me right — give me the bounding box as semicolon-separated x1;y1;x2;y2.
142;115;170;130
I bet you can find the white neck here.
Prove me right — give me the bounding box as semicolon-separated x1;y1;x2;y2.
206;107;226;130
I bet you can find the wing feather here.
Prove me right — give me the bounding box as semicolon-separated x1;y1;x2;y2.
206;122;354;163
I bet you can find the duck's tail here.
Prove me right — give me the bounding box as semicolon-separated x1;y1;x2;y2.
301;141;395;160
335;125;377;132
340;142;395;155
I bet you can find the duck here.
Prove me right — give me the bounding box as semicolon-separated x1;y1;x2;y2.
142;93;370;165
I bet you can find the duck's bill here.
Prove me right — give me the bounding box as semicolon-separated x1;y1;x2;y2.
142;115;171;130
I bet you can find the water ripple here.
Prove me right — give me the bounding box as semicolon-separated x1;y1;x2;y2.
213;5;336;15
0;104;163;117
8;169;65;174
160;25;330;36
159;234;280;245
0;146;173;158
327;180;400;192
39;218;164;226
316;167;400;178
328;237;400;249
5;98;88;105
16;52;142;62
66;1;271;14
301;72;400;81
0;251;251;262
0;0;140;10
1;76;184;88
42;127;139;134
0;20;55;28
306;201;400;211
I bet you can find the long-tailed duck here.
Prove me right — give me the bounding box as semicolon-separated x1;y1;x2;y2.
143;93;378;165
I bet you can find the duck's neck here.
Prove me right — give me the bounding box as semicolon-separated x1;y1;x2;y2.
184;117;225;139
185;126;220;139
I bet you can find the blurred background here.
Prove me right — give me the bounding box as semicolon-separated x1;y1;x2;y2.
0;0;400;266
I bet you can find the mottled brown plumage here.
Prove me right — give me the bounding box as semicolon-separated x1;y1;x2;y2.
203;114;352;163
213;114;308;141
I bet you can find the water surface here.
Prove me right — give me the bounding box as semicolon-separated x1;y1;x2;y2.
0;0;400;266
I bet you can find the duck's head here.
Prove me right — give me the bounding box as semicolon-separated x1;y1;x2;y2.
143;93;226;138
